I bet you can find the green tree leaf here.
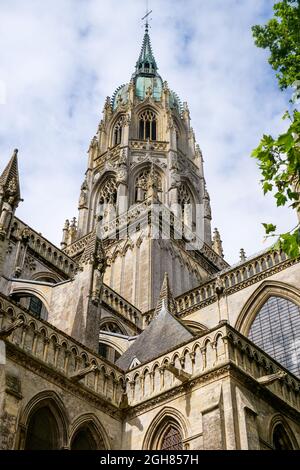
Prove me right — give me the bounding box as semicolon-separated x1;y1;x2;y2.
262;223;277;234
252;1;300;259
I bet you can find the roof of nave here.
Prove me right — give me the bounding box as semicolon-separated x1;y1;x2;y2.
116;273;194;371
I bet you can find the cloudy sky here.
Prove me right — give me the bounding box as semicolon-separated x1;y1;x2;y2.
0;0;295;263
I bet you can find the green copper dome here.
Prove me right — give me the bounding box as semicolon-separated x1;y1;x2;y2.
111;26;182;113
135;75;163;101
112;84;129;110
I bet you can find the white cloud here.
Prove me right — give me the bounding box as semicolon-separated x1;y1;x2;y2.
0;0;295;263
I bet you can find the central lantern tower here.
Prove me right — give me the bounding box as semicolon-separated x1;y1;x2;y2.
62;24;227;312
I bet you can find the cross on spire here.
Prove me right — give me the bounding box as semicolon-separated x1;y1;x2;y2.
141;0;152;33
136;2;157;76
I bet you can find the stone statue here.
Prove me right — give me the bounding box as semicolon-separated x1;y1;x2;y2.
203;188;212;219
21;226;30;243
79;179;88;209
7;177;17;196
167;111;175;130
146;164;160;202
215;274;225;298
0;196;14;237
91;240;110;306
89;135;98;152
170;169;180;188
116;150;128;185
145;85;153;99
0;185;4;210
103;96;112;121
116;167;128;185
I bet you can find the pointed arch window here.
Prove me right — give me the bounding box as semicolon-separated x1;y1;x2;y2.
178;183;192;207
177;183;194;228
29;296;43;318
175;129;179;148
100;322;123;334
71;428;97;450
273;424;294;450
99;177;117;205
98;176;117;223
134;167;162;203
248;296;300;377
113;115;125;146
139;110;157;141
160;425;183;450
25;407;59;450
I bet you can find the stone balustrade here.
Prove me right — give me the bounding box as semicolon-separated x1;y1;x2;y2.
102;285;143;329
175;249;293;316
0;294;124;408
98;199;149;239
64;232;92;258
1;293;299;413
11;217;76;278
124;323;300;409
94;144;122;166
129;140;168;151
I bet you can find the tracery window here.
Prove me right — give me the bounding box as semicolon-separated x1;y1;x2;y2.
248;296;300;377
100;322;123;334
139;110;157;141
98;177;118;223
113;115;125;146
160;425;183;450
135;167;162;203
177;184;192;206
99;177;117;206
177;183;194;228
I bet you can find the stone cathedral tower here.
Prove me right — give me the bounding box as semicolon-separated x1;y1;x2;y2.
62;24;227;312
1;17;300;453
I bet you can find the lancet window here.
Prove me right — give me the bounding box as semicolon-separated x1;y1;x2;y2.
139;110;157;141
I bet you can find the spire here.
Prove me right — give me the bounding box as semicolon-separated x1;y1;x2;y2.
0;149;21;201
135;22;158;76
154;272;177;316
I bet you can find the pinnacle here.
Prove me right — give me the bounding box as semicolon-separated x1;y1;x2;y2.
0;148;21;200
154;272;177;317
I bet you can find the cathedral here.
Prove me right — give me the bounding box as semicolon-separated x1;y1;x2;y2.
0;22;299;451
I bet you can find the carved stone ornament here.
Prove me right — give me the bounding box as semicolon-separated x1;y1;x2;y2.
116;167;128;185
21;226;30;243
79;178;88;209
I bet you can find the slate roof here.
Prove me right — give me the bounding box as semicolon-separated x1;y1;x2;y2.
116;273;194;371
